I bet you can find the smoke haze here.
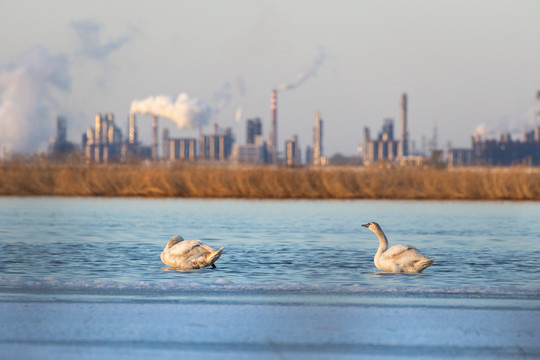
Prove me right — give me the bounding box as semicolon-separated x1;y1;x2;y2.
0;46;70;153
211;77;246;113
474;99;540;139
71;19;132;60
130;93;212;129
235;106;243;123
277;48;326;92
0;19;136;154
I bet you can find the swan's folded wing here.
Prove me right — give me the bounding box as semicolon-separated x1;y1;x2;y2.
384;245;420;261
167;240;206;257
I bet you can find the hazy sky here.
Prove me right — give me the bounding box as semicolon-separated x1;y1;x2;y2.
1;0;540;156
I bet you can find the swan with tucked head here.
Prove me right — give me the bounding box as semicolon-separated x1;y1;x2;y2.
362;222;433;273
161;235;223;269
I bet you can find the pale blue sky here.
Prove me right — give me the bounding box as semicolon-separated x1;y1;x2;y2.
1;0;540;155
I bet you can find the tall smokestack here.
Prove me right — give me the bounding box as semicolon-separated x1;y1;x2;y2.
128;113;137;145
401;93;408;157
95;113;102;145
269;90;277;163
313;111;323;165
162;128;170;160
152;115;158;160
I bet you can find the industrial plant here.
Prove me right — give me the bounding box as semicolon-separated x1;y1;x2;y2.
49;88;328;166
362;93;411;165
45;89;540;168
449;129;540;167
49;90;326;166
448;91;540;167
82;113;124;163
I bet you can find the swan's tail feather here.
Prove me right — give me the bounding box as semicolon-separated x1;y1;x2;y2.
418;258;434;272
205;247;223;266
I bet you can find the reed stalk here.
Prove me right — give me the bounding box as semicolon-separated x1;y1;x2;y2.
1;161;540;200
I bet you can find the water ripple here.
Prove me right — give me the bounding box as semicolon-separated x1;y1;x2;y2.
0;198;539;298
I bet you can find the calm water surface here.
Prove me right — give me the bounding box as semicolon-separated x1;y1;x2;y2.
1;198;539;306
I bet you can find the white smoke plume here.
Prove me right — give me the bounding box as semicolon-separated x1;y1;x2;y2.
277;48;326;92
211;81;233;113
525;100;540;128
235;106;243;123
130;93;212;129
474;98;540;139
211;77;247;113
474;120;524;140
0;46;70;153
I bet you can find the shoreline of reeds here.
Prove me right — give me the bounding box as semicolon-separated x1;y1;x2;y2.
1;161;540;200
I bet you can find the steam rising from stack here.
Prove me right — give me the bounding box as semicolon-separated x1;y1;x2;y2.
129;93;211;129
267;48;327;163
474;94;540;139
0;46;70;153
277;48;327;92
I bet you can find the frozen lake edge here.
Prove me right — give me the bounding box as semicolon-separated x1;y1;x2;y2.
1;301;539;359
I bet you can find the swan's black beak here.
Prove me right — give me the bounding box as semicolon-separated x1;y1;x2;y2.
362;223;370;228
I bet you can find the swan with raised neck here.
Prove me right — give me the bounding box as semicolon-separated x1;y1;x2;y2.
362;222;434;273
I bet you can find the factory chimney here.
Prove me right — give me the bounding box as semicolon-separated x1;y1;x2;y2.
152;115;159;160
269;89;277;163
313;111;323;165
128;113;137;145
400;93;409;157
162;128;170;160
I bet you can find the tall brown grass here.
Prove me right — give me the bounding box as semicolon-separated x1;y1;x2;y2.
1;161;540;200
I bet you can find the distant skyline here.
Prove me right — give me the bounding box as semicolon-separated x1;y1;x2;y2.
1;0;540;156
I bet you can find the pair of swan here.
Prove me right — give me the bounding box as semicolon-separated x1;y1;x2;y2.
161;222;434;273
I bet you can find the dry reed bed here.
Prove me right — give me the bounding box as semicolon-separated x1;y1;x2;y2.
1;162;540;200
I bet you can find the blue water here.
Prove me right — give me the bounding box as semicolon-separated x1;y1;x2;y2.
1;198;539;306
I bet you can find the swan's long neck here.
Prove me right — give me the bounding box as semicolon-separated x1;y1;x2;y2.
374;228;389;255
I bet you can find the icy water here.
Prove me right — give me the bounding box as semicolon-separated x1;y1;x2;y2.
0;197;539;307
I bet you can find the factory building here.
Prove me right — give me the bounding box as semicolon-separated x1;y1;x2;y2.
232;136;267;165
169;138;197;161
285;135;301;166
305;145;313;165
363;119;400;164
447;148;474;167
199;125;234;161
449;91;540;167
83;113;123;163
363;93;409;165
448;128;540;167
246;118;262;144
49;116;76;158
232;120;267;164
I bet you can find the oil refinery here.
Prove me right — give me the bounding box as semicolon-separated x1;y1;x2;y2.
45;90;540;168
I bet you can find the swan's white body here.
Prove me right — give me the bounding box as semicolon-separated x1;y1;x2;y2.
160;235;223;269
363;222;433;273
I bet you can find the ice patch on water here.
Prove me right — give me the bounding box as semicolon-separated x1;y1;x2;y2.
0;276;539;298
